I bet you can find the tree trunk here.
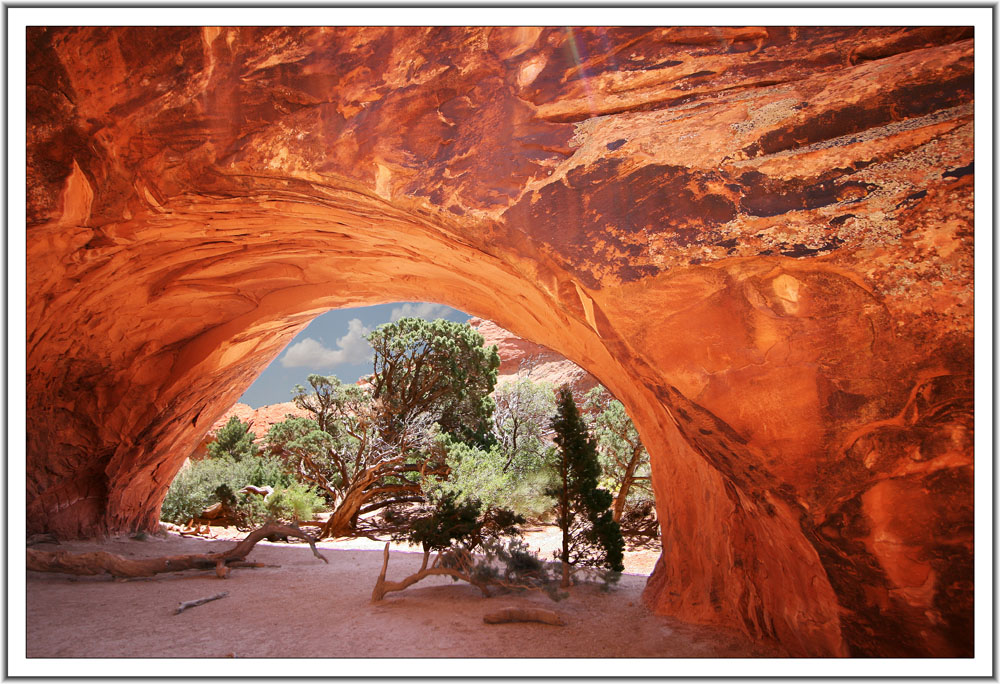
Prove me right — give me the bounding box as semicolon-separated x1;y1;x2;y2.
26;523;327;578
612;445;644;524
560;455;571;589
320;487;369;538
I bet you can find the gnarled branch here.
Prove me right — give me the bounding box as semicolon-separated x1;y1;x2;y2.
370;542;490;602
26;523;326;579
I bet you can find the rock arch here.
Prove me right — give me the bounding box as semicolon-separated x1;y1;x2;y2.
26;26;973;657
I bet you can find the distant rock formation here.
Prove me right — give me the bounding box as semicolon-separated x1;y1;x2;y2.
470;317;599;399
210;401;307;440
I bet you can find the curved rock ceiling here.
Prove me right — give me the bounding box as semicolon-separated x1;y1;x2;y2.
26;26;974;657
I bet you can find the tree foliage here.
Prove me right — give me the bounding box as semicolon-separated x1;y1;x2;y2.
207;416;259;461
492;378;557;476
548;387;624;586
434;435;556;520
583;386;653;525
429;378;558;519
367;317;500;445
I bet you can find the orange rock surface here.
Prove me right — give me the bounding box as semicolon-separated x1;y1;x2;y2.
208;402;308;442
25;27;974;657
470;316;599;397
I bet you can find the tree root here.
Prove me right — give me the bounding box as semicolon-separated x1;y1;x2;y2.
483;607;566;626
26;523;326;579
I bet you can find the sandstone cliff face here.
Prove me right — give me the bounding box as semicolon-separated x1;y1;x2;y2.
26;27;974;656
470;317;598;397
209;402;308;442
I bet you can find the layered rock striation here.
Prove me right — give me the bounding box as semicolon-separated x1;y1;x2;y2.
26;27;974;656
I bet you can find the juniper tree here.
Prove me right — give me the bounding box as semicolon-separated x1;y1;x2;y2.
207;416;259;462
268;318;501;537
583;385;653;525
366;317;501;446
548;386;625;587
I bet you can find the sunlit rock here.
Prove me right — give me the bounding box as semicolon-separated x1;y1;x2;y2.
26;26;974;657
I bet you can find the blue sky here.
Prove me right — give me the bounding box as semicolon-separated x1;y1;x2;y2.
238;302;470;408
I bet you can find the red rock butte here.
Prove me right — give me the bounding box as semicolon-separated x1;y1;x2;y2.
26;27;973;657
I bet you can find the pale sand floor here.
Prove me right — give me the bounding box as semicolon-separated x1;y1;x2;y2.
24;526;782;663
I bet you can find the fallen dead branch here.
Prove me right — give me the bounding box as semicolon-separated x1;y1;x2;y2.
371;542;491;602
26;523;327;579
175;591;229;615
483;607;566;626
370;540;562;603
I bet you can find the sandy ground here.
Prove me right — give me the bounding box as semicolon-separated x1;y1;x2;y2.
24;525;781;661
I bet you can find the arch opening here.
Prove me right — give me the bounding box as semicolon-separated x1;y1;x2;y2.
168;301;664;580
175;302;658;548
27;197;851;657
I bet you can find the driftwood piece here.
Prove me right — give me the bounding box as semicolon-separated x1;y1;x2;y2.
175;591;229;615
483;607;566;626
26;523;327;579
371;542;490;602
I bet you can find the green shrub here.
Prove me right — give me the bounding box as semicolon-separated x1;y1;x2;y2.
265;482;325;523
161;457;237;523
160;452;297;525
208;416;260;461
434;435;555;519
232;492;269;530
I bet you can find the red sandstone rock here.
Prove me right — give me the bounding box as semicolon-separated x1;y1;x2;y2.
25;27;974;657
208;401;309;442
470;317;598;398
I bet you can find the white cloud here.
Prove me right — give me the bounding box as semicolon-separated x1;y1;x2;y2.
280;318;372;369
389;302;451;322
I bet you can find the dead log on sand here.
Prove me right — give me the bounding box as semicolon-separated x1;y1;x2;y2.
27;533;60;546
26;523;327;579
483;607;566;626
174;591;229;614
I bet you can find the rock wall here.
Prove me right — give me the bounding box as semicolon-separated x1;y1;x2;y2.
208;402;308;442
470;317;599;397
25;27;974;656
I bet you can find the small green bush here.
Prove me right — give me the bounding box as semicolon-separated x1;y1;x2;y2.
265;482;325;523
232;492;269;530
208;416;260;461
434;435;555;519
160;452;297;525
